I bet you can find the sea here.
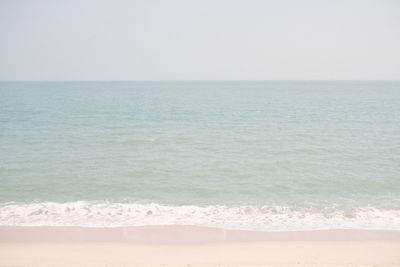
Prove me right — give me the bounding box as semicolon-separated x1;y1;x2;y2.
0;81;399;231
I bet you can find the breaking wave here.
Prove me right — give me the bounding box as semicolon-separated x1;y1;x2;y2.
1;201;400;231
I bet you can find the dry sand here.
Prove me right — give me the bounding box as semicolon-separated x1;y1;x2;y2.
1;226;400;267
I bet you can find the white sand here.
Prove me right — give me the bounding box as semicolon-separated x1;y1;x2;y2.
1;226;399;266
1;241;400;267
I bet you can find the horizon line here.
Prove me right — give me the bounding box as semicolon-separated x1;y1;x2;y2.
1;79;399;82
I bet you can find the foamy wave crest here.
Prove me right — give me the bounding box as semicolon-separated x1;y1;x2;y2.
1;201;400;231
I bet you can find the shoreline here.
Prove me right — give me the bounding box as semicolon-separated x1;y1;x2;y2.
2;226;400;266
1;225;400;243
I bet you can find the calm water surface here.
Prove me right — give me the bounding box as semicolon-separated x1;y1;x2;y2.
0;81;399;230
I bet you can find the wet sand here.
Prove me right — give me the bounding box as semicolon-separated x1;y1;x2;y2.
1;226;399;266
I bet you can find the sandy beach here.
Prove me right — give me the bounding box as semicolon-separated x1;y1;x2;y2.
1;226;400;267
2;0;400;265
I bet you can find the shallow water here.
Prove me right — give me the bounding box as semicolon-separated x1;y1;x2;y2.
1;81;399;230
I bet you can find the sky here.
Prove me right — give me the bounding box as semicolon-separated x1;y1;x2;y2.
0;0;399;80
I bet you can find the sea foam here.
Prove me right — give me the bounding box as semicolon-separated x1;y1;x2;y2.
1;201;399;231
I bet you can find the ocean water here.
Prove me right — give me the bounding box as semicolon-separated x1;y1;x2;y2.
0;81;399;231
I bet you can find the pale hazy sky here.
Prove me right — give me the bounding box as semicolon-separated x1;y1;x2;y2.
1;0;399;80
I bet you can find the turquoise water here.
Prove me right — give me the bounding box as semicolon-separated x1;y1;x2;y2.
0;81;399;230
